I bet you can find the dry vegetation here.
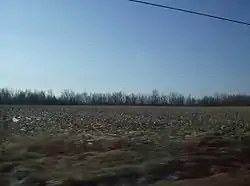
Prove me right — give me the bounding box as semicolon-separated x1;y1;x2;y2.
1;106;250;186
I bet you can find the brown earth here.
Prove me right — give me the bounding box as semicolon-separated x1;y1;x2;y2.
1;106;250;185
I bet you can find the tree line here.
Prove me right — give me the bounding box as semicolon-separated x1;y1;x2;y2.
0;88;249;106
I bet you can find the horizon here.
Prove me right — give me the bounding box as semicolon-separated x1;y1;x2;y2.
1;87;250;100
1;0;250;97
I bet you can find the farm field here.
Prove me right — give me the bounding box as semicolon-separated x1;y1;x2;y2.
1;106;250;186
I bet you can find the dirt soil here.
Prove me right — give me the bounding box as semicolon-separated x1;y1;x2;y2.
1;106;250;186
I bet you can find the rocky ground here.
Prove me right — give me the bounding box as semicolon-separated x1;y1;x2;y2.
1;106;250;186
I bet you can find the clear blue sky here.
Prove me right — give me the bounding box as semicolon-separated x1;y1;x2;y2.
0;0;249;97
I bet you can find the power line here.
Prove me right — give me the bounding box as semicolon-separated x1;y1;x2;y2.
128;0;250;26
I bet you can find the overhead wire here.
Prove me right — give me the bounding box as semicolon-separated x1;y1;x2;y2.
128;0;250;26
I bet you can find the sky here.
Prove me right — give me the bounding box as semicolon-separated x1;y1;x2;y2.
0;0;250;97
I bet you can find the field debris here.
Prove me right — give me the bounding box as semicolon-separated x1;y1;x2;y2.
0;106;250;186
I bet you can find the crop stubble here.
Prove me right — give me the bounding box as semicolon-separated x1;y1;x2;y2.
1;106;250;186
